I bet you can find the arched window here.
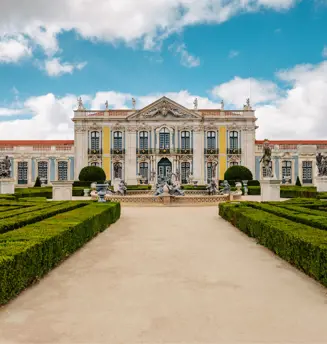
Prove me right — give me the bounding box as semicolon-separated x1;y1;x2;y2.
207;131;216;149
181;131;190;150
113;131;123;150
282;160;292;183
38;161;48;184
139;131;148;150
229;131;238;150
181;162;190;184
139;162;148;182
113;162;122;179
159;128;170;150
58;161;68;181
90;131;100;152
262;161;272;177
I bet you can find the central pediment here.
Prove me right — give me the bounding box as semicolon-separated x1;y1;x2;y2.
126;96;202;120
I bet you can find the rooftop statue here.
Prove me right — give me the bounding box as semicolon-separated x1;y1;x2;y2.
0;156;11;178
194;98;198;110
260;140;273;178
77;97;84;110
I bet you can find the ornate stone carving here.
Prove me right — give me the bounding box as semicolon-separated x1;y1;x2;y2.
179;155;193;162
228;155;241;163
112;155;124;163
193;125;204;132
206;155;219;163
75;125;87;133
204;124;218;131
136;122;152;131
112;123;126;132
88;122;101;131
227;122;241;131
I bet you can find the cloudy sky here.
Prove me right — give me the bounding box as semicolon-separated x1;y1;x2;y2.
0;0;326;140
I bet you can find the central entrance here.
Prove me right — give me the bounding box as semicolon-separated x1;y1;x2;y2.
158;158;172;182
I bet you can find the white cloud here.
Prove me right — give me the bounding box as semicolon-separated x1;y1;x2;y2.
228;50;239;58
0;35;32;63
0;0;298;57
169;43;200;68
44;58;87;77
322;46;327;58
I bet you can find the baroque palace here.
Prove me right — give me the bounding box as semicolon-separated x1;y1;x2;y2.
0;96;323;186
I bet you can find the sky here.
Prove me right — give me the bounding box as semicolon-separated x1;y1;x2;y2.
0;0;327;140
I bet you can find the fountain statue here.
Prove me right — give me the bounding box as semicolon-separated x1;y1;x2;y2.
218;180;231;195
117;180;127;196
206;179;218;195
0;156;11;178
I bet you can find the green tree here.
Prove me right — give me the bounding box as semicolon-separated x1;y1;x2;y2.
34;176;41;187
224;165;253;181
78;166;106;183
295;176;302;187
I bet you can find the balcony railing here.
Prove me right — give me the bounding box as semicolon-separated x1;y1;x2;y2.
157;148;171;154
136;148;153;155
88;148;103;155
175;148;193;155
204;148;219;155
227;148;242;155
110;148;126;155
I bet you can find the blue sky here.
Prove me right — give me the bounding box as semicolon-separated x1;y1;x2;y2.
0;0;327;140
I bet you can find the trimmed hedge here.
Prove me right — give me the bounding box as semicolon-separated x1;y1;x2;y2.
0;202;120;305
219;202;327;287
0;202;87;234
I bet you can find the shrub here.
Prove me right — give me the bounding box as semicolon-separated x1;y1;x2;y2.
78;166;106;183
219;202;327;287
73;181;99;187
224;165;253;182
295;176;302;187
34;176;41;187
0;202;121;305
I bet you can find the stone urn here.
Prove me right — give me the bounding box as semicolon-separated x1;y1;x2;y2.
83;188;90;197
242;180;248;196
96;184;109;203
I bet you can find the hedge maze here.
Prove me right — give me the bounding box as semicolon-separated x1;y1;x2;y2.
0;198;121;305
219;199;327;287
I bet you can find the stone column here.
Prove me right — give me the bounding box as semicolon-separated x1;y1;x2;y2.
244;128;255;177
74;126;88;180
125;128;137;185
193;128;204;184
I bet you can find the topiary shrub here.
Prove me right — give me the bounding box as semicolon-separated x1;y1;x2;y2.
295;176;302;187
78;166;106;183
34;176;41;187
224;165;253;182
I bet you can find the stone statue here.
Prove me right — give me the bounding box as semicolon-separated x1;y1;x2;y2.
117;180;127;196
260;140;273;178
175;168;180;182
77;97;84;110
105;100;109;109
316;153;327;176
132;98;136;110
246;98;250;107
150;169;156;182
194;98;198;110
206;179;218;195
0;156;11;178
218;180;231;195
221;100;224;110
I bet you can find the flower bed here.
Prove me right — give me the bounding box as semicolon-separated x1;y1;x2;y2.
0;201;121;305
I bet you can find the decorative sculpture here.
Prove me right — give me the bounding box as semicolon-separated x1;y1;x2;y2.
105;100;109;109
221;100;224;110
206;179;218;195
132;98;136;110
154;173;184;196
260;140;273;178
0;156;11;178
117;180;127;196
218;180;231;195
316;153;327;177
77;97;84;110
194;98;198;110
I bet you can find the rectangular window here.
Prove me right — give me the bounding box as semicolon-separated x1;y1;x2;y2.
17;161;28;185
58;161;68;181
181;131;190;150
113;131;123;150
207;132;216;150
139;162;148;182
229;131;238;150
282;160;292;183
302;161;312;184
139;131;148;150
181;162;190;184
159;129;170;150
38;161;48;184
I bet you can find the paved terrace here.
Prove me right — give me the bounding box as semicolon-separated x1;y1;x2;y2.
0;206;327;343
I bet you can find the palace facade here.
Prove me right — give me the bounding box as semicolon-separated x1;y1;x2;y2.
0;96;324;186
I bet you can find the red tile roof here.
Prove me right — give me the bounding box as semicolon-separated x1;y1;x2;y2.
255;140;327;145
0;140;74;146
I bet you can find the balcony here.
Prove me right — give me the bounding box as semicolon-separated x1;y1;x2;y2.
204;148;219;155
110;148;126;155
158;148;171;154
88;148;103;155
136;148;153;155
176;148;193;155
227;148;242;155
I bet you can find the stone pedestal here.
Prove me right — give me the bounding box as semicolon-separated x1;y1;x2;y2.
0;178;15;194
316;176;327;192
260;179;281;202
51;181;73;201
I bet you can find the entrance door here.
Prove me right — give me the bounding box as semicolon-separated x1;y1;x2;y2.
158;158;172;181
